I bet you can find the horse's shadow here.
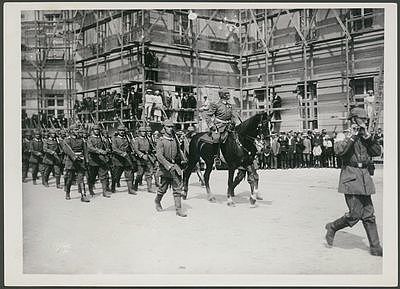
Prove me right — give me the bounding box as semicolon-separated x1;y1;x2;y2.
332;231;370;252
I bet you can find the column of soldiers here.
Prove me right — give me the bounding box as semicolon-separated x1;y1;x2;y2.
22;119;189;217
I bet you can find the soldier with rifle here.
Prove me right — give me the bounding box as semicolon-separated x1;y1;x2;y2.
154;119;187;217
29;129;44;185
86;124;112;198
133;126;156;193
62;124;90;202
22;130;32;183
42;128;63;189
111;124;137;195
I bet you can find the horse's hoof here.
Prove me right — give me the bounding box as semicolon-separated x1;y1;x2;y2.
249;197;256;205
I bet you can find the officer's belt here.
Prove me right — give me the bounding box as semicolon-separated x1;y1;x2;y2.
347;162;370;169
215;118;230;123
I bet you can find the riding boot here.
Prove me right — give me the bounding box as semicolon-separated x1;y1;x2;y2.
42;173;49;187
101;181;111;198
79;183;90;203
117;181;121;188
127;180;137;195
325;216;349;246
363;221;383;256
154;193;163;212
146;178;155;193
32;179;37;185
214;144;222;166
174;195;187;217
88;183;95;196
56;176;62;189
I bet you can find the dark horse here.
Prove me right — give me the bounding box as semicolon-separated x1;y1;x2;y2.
183;111;271;206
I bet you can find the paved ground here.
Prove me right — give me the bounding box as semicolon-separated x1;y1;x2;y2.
23;166;383;274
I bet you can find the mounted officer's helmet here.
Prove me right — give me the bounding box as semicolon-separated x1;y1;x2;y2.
93;124;101;130
218;88;230;99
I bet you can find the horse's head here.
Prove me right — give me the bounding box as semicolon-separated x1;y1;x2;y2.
236;111;273;138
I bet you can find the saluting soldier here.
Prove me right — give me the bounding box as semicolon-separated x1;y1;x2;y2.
133;126;155;193
111;124;136;195
325;107;382;256
154;119;187;217
42;129;62;188
62;125;90;202
204;89;237;165
22;130;32;183
29;129;44;185
86;124;111;198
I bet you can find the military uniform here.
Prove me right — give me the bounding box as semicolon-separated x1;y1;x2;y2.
325;107;382;256
62;126;90;202
22;131;31;182
87;125;111;198
111;125;136;194
204;98;235;144
133;126;154;192
42;129;62;188
29;130;44;185
154;119;187;217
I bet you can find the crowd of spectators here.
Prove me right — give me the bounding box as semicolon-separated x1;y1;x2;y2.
255;129;345;170
73;86;198;124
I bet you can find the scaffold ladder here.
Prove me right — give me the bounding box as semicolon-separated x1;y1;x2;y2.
369;61;384;133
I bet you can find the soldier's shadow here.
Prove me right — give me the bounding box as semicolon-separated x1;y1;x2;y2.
187;192;228;204
333;231;370;252
236;191;273;205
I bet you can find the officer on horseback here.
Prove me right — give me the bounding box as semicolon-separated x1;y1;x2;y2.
204;88;238;165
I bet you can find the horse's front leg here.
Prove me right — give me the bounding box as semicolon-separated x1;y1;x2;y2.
204;161;216;202
227;169;235;206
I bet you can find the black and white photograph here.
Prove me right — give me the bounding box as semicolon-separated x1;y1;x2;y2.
3;2;398;287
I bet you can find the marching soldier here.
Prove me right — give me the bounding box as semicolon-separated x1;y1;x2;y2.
133;126;155;193
86;124;111;198
42;129;62;188
204;89;237;165
154;119;187;217
325;107;382;256
111;124;136;195
29;129;44;185
62;125;90;202
22;130;32;183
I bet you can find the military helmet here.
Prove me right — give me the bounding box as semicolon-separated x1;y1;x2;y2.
93;124;101;130
49;129;56;134
145;125;152;132
163;119;174;127
348;107;368;120
138;126;146;132
187;126;195;132
117;124;127;131
218;88;230;98
24;130;32;136
33;129;42;136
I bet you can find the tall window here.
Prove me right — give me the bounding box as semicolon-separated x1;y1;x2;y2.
296;81;318;130
173;10;189;45
350;9;374;32
350;77;374;108
46;94;65;117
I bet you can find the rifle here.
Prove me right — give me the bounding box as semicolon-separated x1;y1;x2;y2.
159;108;188;176
46;118;62;165
116;118;136;168
89;113;113;164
